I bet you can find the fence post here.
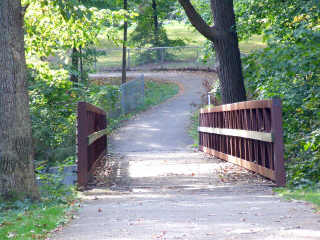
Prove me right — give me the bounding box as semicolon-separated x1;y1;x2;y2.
77;102;89;187
271;97;286;186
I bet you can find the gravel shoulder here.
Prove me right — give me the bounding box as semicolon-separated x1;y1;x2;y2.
51;71;320;240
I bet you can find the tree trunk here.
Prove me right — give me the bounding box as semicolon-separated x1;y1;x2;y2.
211;0;246;103
178;0;247;104
152;0;161;59
79;46;83;82
0;0;39;200
71;47;79;82
122;0;128;84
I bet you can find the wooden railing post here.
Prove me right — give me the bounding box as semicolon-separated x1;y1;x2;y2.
77;102;89;187
271;97;286;187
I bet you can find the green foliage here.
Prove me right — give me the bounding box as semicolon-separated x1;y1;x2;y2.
28;63;120;165
143;81;179;107
243;42;320;188
0;179;78;240
235;0;320;43
275;188;320;209
238;0;320;189
188;111;199;148
130;0;185;48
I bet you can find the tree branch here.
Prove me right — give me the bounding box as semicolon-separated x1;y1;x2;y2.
178;0;227;41
21;4;29;17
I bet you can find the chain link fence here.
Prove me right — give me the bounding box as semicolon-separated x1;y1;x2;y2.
108;75;145;118
94;46;215;72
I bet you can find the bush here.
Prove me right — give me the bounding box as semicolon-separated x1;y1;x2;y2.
243;42;320;188
28;63;120;167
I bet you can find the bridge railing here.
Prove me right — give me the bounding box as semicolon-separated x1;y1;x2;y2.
77;102;107;187
198;98;286;186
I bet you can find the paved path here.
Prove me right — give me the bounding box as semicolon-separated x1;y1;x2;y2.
52;72;320;240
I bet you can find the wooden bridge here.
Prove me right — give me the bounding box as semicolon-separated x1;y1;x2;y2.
76;98;285;187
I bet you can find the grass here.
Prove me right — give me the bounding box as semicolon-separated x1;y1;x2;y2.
239;35;266;54
94;22;265;71
275;188;320;210
0;185;78;240
188;110;199;147
143;80;179;108
96;21;266;53
164;21;206;46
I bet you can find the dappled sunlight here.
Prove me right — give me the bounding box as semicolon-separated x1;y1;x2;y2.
128;160;221;178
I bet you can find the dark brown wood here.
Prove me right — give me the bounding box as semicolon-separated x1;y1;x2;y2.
200;146;275;180
77;102;107;187
77;102;89;187
271;97;286;186
199;98;285;186
200;100;272;113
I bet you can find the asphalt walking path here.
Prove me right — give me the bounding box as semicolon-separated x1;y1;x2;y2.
52;72;320;240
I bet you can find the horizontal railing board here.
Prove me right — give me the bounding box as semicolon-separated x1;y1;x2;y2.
80;102;106;116
200;100;272;113
198;127;273;142
200;146;275;181
88;128;108;145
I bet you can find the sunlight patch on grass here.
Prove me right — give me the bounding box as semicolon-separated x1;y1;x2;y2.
239;35;266;53
275;188;320;210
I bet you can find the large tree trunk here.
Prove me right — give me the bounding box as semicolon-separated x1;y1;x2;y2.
211;0;246;103
178;0;247;104
0;0;39;199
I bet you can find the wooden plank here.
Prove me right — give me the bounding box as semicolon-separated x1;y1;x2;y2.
198;127;273;142
88;128;109;145
80;101;106;115
77;102;89;187
271;97;286;187
200;99;272;113
200;146;275;181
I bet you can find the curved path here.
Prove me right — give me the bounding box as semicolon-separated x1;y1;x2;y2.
52;72;320;240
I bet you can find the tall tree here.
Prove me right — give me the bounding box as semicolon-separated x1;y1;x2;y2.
122;0;128;84
0;0;39;199
152;0;160;47
178;0;246;104
70;47;79;82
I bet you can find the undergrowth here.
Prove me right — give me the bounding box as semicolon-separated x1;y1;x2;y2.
275;188;320;210
0;182;78;240
188;110;199;148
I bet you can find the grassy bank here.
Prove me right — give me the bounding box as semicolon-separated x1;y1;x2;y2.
0;185;78;240
97;21;265;53
188;110;199;148
275;188;320;210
